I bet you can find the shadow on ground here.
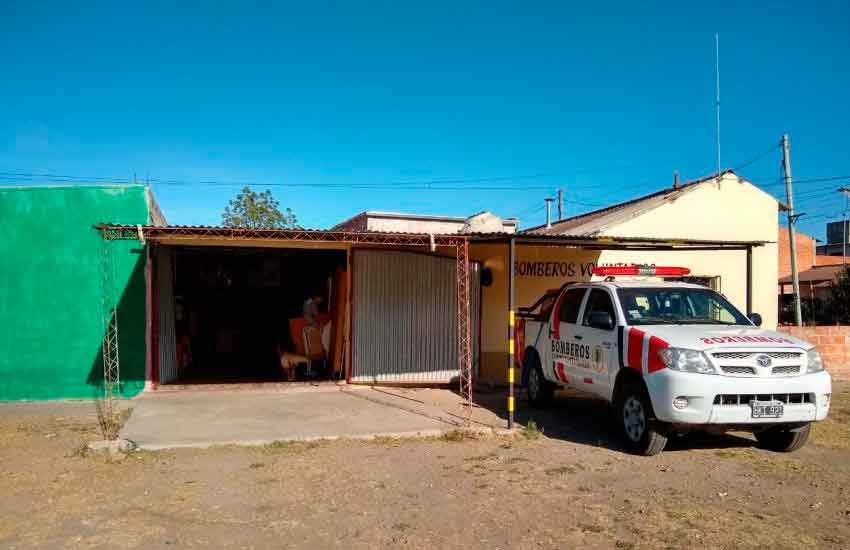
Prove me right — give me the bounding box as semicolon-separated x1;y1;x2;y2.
472;387;758;454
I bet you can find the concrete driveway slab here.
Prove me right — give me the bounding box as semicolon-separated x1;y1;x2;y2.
120;387;456;450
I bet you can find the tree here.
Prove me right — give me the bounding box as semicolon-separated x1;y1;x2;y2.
827;266;850;324
221;187;298;229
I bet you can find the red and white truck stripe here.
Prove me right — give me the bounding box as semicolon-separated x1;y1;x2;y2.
619;327;668;375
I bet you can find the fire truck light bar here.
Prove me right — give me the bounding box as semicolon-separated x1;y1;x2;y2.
592;266;691;277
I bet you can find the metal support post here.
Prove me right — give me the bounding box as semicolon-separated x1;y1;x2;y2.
745;246;752;316
507;238;516;429
99;230;122;439
455;238;473;423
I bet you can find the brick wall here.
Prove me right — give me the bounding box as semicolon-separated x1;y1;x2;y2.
815;255;850;266
778;227;816;279
778;325;850;380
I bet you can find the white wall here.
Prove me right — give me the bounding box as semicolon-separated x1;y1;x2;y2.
598;173;778;328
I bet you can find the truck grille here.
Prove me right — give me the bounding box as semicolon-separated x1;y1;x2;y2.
713;393;813;406
711;351;751;360
720;366;757;375
710;349;804;377
771;365;801;376
711;351;803;360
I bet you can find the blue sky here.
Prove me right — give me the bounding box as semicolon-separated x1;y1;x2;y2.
2;1;849;240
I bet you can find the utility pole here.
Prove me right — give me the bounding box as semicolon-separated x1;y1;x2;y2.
557;188;564;221
839;187;850;264
545;197;553;228
782;134;803;326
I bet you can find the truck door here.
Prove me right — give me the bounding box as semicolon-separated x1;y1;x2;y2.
548;287;587;386
572;288;619;399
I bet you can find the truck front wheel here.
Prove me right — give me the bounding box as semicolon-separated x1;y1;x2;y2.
526;355;554;407
615;381;668;456
755;424;811;452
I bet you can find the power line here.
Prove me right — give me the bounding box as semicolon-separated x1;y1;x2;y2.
730;143;781;173
511;201;546;219
0;170;560;191
4;163;850;201
748;175;850;189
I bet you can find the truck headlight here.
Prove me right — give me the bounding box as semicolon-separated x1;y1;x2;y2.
657;348;717;374
806;349;824;373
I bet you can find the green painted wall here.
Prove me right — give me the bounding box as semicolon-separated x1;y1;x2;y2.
0;186;150;400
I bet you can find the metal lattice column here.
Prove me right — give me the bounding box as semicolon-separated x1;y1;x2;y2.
455;238;473;421
99;230;121;439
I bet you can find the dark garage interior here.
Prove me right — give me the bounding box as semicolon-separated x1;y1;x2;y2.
163;246;348;384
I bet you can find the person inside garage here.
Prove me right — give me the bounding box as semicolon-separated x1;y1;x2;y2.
303;291;325;327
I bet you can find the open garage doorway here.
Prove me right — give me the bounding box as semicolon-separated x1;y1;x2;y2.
154;245;348;386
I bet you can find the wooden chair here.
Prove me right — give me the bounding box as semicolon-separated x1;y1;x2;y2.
302;325;327;377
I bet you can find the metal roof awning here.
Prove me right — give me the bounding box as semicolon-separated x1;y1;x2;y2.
96;224;468;248
470;232;771;250
97;224;769;251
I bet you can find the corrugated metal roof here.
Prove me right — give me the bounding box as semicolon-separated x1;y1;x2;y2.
97;224;471;247
98;223;769;248
779;264;847;284
101;223;438;235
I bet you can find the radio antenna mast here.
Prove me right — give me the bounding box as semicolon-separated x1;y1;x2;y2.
715;33;721;184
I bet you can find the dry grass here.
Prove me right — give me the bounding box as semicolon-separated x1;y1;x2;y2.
711;444;822;476
1;385;848;549
521;419;543;440
440;429;471;442
812;385;850;450
545;464;583;476
643;500;824;549
260;439;325;454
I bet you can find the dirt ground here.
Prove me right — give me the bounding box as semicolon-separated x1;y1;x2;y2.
1;384;848;550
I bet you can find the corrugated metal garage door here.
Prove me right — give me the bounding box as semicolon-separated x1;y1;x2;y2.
156;246;178;384
351;250;480;384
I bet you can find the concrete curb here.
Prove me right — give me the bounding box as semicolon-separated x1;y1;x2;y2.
129;425;513;451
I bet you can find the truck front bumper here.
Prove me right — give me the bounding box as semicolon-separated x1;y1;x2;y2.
644;369;832;426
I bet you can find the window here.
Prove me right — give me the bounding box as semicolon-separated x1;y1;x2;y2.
617;287;749;326
558;288;587;324
582;289;616;329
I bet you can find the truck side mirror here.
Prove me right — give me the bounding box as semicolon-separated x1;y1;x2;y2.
748;313;763;327
588;311;615;331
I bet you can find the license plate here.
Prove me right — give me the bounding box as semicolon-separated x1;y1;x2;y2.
751;400;784;418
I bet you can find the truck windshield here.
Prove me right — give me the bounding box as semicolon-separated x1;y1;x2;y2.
616;287;751;326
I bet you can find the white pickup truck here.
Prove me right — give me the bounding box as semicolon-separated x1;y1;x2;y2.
516;267;832;455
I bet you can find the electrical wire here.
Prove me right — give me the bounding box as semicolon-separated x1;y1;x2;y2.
0;171;560;191
730;143;781;173
2;156;848;199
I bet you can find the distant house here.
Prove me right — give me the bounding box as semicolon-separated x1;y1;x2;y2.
816;220;850;256
777;227;849;294
779;264;846;301
332;210;518;234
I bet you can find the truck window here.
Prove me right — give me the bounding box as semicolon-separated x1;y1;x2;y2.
617;287;750;326
582;289;616;327
558;288;586;324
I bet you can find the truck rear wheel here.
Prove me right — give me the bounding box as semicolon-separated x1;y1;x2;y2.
525;354;554;407
755;424;811;452
615;381;667;456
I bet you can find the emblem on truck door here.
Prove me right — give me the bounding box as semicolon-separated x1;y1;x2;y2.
756;355;772;368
